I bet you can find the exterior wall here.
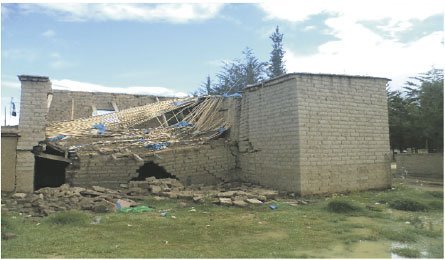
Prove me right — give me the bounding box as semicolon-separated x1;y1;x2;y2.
15;75;52;192
395;153;443;178
293;75;391;194
47;90;172;123
66;139;236;189
1;128;19;192
237;77;301;192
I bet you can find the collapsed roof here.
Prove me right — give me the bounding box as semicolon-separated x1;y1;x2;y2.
45;96;232;155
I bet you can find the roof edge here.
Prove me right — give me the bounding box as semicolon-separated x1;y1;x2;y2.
246;72;391;89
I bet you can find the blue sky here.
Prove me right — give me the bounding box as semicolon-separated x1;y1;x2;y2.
1;1;444;125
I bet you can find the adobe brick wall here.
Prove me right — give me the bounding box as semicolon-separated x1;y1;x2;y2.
237;77;301;192
236;74;391;195
47;90;172;123
294;75;391;194
66;139;236;189
395;153;443;178
1;127;19;192
15;75;52;192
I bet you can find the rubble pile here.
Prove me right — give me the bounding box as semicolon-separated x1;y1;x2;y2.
1;178;309;217
1;184;137;217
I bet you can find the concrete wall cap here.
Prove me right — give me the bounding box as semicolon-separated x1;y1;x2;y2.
18;75;50;82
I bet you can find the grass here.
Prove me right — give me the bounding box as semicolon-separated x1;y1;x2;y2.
1;185;443;258
391;247;422;258
44;210;89;226
326;199;362;213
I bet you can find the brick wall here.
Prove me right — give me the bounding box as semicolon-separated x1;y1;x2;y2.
47;90;172;122
294;75;391;194
395;153;443;178
237;77;301;192
67;139;236;189
15;75;52;192
1;127;19;192
236;74;391;195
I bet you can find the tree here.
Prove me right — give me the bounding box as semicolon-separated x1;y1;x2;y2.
197;75;213;95
387;68;443;152
268;26;286;78
212;47;267;95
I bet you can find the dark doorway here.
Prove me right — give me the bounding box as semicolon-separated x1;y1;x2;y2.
34;157;68;190
132;162;177;181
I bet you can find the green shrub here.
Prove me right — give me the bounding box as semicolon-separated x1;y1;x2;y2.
388;198;428;211
427;191;443;199
391;248;421;258
44;211;89;226
326;199;362;213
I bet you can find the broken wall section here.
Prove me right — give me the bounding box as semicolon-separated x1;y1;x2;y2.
47;90;173;123
66;139;236;189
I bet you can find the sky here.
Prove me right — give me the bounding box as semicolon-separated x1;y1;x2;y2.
1;0;444;125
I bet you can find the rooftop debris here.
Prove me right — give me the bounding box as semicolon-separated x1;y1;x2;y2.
44;96;231;153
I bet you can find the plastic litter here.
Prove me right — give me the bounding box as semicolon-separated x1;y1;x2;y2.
161;212;167;217
92;124;106;135
116;199;133;209
143;129;151;134
50;135;66;141
172;121;193;128
218;127;226;133
115;206;153;213
144;142;170;150
90;216;102;224
269;205;278;210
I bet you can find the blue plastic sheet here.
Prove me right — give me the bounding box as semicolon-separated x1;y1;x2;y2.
50;135;66;141
218;127;226;133
222;93;242;98
144;142;170;150
92;124;106;135
143;129;151;134
173;121;193;128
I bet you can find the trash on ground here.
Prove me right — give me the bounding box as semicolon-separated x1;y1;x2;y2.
115;206;152;213
269;205;278;210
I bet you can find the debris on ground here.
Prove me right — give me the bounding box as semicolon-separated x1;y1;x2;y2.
1;178;308;217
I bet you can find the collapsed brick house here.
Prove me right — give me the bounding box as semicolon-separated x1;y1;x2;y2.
3;73;392;195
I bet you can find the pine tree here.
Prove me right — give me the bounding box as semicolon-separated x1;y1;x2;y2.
268;26;286;78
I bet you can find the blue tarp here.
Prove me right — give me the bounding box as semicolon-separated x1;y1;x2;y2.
173;121;193;128
144;142;170;150
218;127;226;133
222;93;242;98
92;124;106;135
143;129;151;134
50;135;66;141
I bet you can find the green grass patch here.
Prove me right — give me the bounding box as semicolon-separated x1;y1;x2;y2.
43;210;89;226
388;198;428;211
391;247;421;258
326;199;362;213
377;186;443;212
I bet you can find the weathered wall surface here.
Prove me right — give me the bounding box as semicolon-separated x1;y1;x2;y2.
237;74;391;195
1;128;19;192
395;153;443;178
237;77;301;192
293;74;391;194
66;139;236;189
15;75;52;192
47;90;172;123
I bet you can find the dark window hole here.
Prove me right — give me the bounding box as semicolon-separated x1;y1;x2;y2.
131;162;177;181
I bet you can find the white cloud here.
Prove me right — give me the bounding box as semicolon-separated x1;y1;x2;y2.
52;79;189;97
20;3;224;23
259;0;444;89
303;25;316;31
42;29;55;37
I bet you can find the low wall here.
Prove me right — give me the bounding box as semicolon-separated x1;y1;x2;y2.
1;127;19;192
66;139;236;189
395;153;444;178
